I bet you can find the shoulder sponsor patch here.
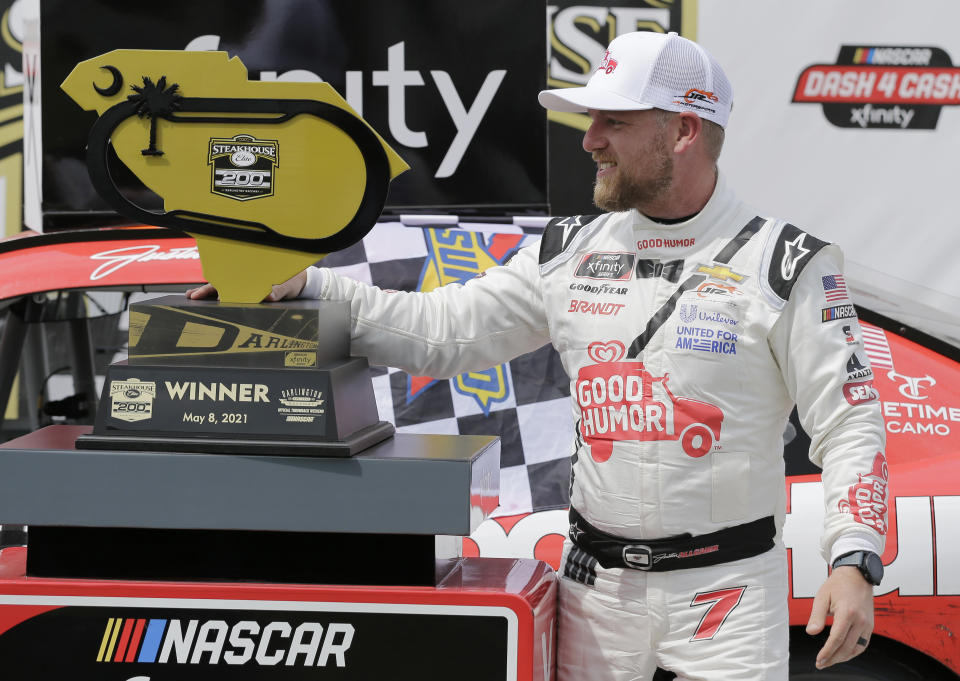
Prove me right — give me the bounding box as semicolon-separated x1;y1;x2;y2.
843;379;879;405
822;304;857;323
767;224;829;301
846;352;873;379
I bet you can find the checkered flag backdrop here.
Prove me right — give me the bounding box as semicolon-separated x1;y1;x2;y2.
322;217;573;516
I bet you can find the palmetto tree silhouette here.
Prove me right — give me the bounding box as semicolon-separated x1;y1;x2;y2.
128;76;183;156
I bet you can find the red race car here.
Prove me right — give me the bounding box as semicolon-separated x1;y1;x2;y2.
1;221;958;680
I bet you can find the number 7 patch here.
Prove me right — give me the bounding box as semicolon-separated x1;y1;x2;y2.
689;586;747;641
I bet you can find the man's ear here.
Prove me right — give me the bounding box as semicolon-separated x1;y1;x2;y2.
673;112;703;154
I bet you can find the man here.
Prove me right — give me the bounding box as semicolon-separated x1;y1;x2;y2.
189;30;887;681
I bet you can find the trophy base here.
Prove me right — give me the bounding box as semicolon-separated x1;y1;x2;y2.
26;526;441;586
75;419;395;457
86;356;391;457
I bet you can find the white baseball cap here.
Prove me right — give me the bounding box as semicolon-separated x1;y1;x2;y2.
538;31;733;128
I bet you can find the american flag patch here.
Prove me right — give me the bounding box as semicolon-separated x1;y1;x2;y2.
822;274;848;302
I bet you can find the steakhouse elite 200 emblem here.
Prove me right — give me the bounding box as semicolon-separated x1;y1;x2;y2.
575;341;723;462
208;134;278;200
109;379;157;422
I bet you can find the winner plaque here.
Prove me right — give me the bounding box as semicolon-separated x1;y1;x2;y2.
65;49;409;456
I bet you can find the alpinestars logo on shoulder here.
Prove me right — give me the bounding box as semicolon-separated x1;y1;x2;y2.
208;134;278;200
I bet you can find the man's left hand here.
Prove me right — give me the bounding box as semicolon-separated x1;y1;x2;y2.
805;565;875;669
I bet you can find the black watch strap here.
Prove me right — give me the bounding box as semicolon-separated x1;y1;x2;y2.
832;550;884;586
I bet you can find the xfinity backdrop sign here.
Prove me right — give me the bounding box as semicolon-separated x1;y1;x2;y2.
26;0;547;230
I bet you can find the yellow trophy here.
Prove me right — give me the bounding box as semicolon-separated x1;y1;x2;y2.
63;49;407;455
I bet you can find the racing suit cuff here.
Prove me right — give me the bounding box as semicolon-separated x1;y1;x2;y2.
828;533;884;565
299;266;326;299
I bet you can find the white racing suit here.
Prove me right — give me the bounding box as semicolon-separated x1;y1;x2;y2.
302;175;887;680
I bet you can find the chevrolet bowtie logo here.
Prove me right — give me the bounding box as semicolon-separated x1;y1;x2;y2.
696;264;746;282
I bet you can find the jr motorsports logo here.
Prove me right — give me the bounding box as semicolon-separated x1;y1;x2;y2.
208;134;278;199
792;45;960;129
109;379;157;422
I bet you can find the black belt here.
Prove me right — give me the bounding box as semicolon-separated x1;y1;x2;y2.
569;508;776;572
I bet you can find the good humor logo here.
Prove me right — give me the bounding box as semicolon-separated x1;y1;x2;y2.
792;44;960;129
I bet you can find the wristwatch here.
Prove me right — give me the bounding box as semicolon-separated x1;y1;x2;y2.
832;550;884;586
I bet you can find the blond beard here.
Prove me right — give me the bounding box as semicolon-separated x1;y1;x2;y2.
592;126;674;212
593;154;674;212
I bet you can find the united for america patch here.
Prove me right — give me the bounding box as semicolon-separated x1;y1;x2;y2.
208;134;278;200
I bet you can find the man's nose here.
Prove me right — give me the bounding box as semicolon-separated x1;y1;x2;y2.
582;120;606;153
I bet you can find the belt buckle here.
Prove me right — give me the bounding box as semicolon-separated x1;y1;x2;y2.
622;544;653;571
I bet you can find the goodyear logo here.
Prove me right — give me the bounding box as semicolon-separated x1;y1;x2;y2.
96;617;353;667
410;228;522;415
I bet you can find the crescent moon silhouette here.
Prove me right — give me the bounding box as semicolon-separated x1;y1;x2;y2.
93;65;122;96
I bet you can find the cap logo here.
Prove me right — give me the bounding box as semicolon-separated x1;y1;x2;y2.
680;89;719;104
598;50;618;74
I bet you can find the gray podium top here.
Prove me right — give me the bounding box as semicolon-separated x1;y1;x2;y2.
0;426;499;536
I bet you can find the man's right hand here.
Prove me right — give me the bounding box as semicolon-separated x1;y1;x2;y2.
185;269;309;302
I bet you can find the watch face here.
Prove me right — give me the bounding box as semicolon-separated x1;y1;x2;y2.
865;552;884;584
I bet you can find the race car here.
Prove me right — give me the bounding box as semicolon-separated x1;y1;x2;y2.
1;221;958;680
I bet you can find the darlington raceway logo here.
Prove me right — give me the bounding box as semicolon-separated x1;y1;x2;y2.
792;45;960;129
